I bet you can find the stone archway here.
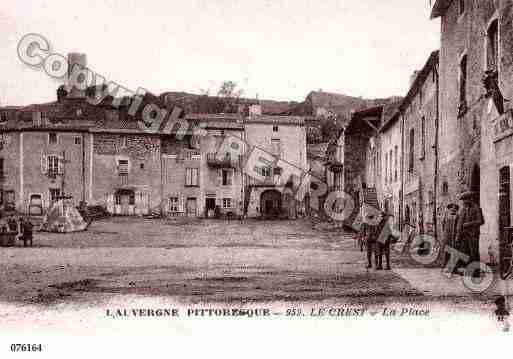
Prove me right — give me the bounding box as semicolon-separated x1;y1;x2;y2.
260;190;282;219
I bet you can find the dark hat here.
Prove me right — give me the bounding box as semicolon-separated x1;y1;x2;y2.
495;296;506;307
459;191;478;201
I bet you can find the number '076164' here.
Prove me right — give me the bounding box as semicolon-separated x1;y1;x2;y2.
10;344;43;352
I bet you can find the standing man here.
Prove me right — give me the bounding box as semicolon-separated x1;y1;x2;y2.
456;191;485;276
442;203;460;269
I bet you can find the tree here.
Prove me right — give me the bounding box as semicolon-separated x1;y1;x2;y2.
217;81;244;113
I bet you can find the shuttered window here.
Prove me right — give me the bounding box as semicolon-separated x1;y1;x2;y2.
185;168;199;186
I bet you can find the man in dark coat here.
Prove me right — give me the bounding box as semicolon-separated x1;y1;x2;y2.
442;203;460;268
456;191;485;276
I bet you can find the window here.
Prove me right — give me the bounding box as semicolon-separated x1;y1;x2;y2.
459;54;468;111
4;190;14;210
459;0;465;16
48;132;57;144
389;150;393;183
120;136;128;148
384;154;388;184
140;163;145;170
394;146;398;182
409;129;415;172
0;112;7;123
420;117;426;160
261;166;272;177
169;197;179;212
117;159;129;176
273;125;279;132
487;19;499;73
0;158;3;180
221;169;233;186
271;139;281;155
49;188;61;203
442;181;449;195
74;136;81;145
222;198;232;209
47;155;60;175
185;168;199;186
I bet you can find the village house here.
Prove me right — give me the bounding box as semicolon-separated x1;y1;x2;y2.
399;51;440;236
431;0;513;264
243;107;308;219
377;101;403;230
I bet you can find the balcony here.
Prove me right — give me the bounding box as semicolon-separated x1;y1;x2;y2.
207;153;238;168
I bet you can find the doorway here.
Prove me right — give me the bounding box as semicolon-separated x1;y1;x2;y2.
186;197;197;217
205;197;216;217
260;190;282;218
115;189;135;216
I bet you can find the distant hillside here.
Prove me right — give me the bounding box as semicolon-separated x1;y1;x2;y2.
157;90;401;144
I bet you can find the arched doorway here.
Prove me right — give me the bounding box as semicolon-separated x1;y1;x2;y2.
260;190;282;219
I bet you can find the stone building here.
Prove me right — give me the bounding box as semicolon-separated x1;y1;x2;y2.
399;51;440;235
431;0;513;262
244;115;308;219
378;101;403;229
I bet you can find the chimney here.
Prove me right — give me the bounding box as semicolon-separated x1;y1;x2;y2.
67;53;87;98
249;104;262;117
32;111;42;127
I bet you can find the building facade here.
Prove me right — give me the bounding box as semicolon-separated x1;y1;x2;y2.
0;94;307;220
431;0;513;263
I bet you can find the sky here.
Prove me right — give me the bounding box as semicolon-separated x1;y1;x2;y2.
0;0;440;106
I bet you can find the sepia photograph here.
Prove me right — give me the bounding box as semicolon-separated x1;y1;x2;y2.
0;0;512;356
